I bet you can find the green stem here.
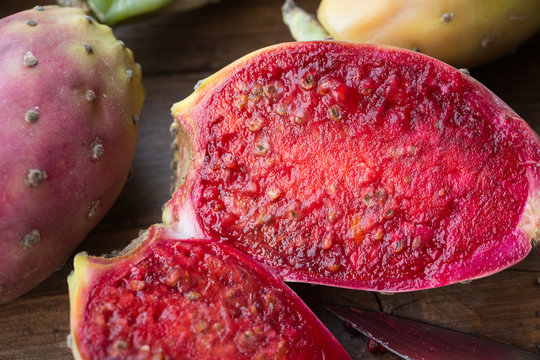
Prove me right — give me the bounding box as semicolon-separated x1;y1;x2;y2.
282;0;330;41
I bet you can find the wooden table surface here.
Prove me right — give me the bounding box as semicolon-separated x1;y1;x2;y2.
1;1;539;359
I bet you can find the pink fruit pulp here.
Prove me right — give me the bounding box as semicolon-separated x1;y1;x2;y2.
75;226;350;360
167;42;540;291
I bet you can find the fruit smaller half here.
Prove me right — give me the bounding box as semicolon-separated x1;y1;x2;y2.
68;225;350;360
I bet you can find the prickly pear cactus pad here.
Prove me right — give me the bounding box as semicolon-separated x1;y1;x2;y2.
68;225;351;360
0;6;144;303
165;41;540;292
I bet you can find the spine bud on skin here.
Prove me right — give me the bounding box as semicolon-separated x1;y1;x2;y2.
23;51;37;67
21;230;41;248
25;107;39;123
25;169;47;187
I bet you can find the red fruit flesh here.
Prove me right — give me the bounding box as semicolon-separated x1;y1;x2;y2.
166;41;540;291
70;226;350;360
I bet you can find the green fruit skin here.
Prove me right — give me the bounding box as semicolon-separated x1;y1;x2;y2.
87;0;219;25
308;0;540;67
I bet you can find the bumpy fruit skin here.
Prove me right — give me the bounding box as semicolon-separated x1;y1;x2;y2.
165;41;540;292
286;0;540;67
0;6;144;303
68;225;351;359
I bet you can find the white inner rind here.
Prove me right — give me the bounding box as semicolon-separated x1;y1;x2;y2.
518;181;540;244
171;200;205;240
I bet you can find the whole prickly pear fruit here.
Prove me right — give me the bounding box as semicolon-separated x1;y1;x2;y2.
79;0;221;26
68;225;351;359
0;5;144;303
283;0;540;67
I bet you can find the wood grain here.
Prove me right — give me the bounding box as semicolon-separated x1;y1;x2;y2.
0;0;539;359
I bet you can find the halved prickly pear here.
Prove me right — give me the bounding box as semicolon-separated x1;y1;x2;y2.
0;6;144;303
68;225;350;359
165;41;540;292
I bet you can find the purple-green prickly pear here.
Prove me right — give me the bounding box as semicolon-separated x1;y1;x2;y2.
0;5;144;304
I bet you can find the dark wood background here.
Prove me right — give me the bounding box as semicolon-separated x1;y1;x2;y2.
0;1;539;359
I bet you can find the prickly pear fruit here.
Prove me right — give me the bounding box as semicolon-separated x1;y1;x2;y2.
68;225;351;359
165;41;540;292
79;0;220;25
0;6;144;303
283;0;540;67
